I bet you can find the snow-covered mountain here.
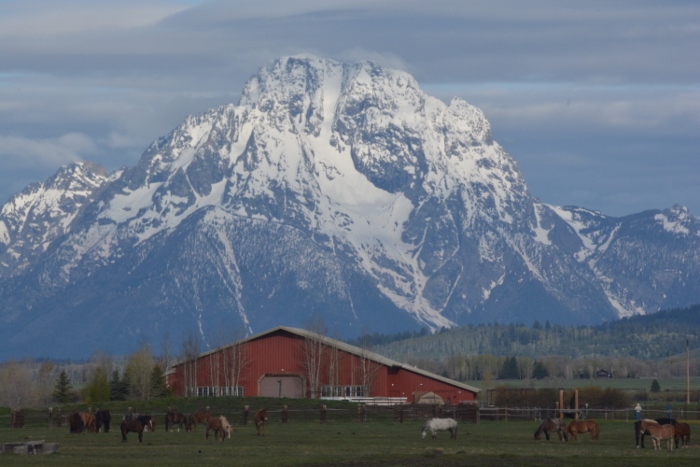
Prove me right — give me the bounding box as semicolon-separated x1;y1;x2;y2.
1;56;698;359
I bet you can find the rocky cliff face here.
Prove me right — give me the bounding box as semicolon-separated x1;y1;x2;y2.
1;56;698;358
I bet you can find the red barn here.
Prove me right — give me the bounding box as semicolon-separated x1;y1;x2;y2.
167;326;479;404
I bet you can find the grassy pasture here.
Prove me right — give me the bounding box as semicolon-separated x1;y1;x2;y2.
2;416;699;466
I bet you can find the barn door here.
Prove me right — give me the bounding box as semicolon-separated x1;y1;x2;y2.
259;374;304;398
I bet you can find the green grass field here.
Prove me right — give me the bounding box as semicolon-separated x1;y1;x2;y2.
2;416;699;466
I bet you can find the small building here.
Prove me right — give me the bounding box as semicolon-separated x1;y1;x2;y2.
166;326;479;404
595;369;612;378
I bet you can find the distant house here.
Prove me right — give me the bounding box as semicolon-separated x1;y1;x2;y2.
595;369;612;378
166;326;480;404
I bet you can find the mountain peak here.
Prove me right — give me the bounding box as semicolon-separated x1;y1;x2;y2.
0;57;698;359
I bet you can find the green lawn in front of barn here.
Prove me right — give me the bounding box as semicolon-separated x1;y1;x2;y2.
2;414;699;466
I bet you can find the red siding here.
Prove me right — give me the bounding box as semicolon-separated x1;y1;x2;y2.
167;329;477;402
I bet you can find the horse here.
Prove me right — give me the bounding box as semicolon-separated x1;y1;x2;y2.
639;419;674;451
120;415;154;443
636;417;677;448
534;418;568;441
254;408;268;436
674;422;691;448
95;410;111;433
80;411;97;433
69;412;84;434
188;411;211;431
165;411;190;432
421;418;458;440
206;415;232;441
566;420;599;440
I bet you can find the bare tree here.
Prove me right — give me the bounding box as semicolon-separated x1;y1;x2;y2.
303;316;327;399
180;330;201;397
221;326;249;396
356;333;381;397
327;328;341;396
0;360;34;408
36;361;57;406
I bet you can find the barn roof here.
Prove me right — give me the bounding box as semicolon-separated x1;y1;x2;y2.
171;325;480;395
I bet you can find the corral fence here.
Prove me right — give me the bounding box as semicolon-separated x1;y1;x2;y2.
478;406;700;422
3;402;699;431
0;402;480;430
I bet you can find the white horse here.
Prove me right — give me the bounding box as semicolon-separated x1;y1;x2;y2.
421;417;458;439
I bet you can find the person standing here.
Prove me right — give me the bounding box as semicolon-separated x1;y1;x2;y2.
634;402;642;421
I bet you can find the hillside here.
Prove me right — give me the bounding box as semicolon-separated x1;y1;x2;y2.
371;304;700;361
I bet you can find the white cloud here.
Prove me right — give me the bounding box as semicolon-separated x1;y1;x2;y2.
0;133;96;168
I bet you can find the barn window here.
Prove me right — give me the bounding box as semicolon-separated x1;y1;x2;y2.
220;386;244;396
321;386;343;397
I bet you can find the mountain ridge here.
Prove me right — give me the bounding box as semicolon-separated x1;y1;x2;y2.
0;56;698;359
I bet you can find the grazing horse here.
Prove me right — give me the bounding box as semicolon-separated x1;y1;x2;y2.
636;417;677;448
534;418;568;441
121;415;154;443
421;418;458;440
69;412;84;434
566;420;599;440
80;412;97;433
188;411;211;432
206;415;232;441
95;410;111;433
639;419;675;451
165;411;190;432
254;408;268;436
674;422;691;448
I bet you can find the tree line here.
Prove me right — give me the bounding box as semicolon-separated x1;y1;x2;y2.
0;343;170;410
365;304;700;381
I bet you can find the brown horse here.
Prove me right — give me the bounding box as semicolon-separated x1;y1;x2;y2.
206;415;232;441
165;410;190;432
534;418;568;441
188;411;211;431
121;415;154;443
639;419;675;451
254;408;268;436
636;417;677;448
673;421;691;448
566;420;599;440
80;412;97;433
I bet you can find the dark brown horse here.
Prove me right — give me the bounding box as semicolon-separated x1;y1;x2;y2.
69;412;84;434
566;420;599;440
95;410;112;433
188;411;211;431
206;415;232;441
165;410;190;432
534;418;568;441
674;421;691;448
254;408;268;436
121;415;154;443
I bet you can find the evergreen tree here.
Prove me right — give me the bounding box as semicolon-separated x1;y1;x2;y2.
52;370;73;404
650;379;661;393
149;364;169;398
109;369;129;401
532;361;549;380
500;356;520;379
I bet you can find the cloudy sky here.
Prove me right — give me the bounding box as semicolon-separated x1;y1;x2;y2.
1;0;698;217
